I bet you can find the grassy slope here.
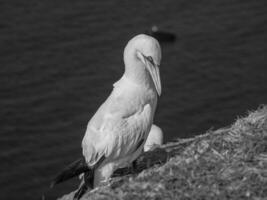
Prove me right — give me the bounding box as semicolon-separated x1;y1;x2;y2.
59;106;267;200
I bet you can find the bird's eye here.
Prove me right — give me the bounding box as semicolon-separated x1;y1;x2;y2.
146;56;154;64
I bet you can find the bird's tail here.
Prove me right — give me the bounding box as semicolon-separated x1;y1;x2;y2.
50;157;90;188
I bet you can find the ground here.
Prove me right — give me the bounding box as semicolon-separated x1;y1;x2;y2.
59;106;267;200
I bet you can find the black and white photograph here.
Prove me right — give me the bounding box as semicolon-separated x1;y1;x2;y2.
1;1;266;200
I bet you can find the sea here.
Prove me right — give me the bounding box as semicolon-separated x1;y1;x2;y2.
0;0;266;199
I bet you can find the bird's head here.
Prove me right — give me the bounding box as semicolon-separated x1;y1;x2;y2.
123;34;162;96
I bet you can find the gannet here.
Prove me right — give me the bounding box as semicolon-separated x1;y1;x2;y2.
144;124;163;151
51;34;162;200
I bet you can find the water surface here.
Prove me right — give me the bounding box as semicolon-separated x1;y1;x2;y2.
0;0;266;199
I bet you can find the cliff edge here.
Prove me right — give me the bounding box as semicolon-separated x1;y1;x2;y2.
58;106;267;200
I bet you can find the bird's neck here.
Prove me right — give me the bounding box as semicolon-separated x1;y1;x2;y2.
113;74;158;111
123;62;154;90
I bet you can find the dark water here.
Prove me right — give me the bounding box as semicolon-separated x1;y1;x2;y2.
0;0;266;199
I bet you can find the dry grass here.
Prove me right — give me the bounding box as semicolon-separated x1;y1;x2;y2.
59;106;267;200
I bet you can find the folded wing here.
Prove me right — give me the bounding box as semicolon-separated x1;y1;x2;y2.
82;90;154;168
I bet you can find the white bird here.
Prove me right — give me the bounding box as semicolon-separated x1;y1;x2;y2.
51;34;162;199
144;124;164;152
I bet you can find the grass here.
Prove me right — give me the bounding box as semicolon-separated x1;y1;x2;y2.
59;106;267;200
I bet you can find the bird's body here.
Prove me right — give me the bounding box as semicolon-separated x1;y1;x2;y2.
82;75;158;186
51;34;162;199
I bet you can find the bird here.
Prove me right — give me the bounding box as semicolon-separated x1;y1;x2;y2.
51;34;162;200
144;124;163;152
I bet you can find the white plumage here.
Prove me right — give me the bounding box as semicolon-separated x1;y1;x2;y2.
82;34;162;187
144;124;164;152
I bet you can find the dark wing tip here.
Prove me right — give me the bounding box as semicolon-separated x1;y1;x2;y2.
50;157;89;187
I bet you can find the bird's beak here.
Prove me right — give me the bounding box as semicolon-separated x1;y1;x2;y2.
137;51;162;96
146;62;161;96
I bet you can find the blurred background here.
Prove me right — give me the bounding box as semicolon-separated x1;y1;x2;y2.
0;0;266;199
